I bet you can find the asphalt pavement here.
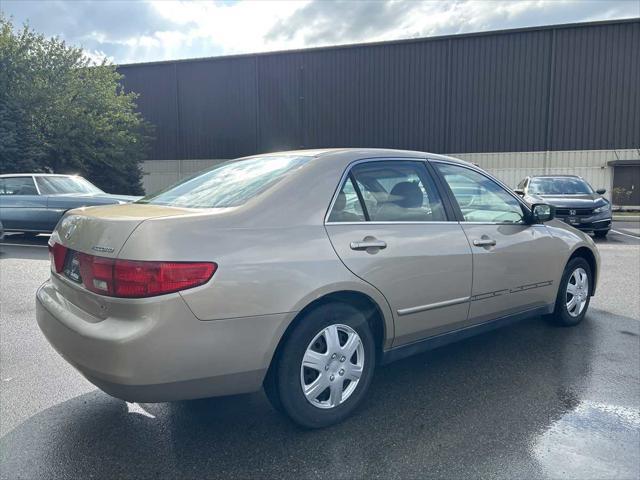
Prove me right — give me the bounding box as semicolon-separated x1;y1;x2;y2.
0;226;638;479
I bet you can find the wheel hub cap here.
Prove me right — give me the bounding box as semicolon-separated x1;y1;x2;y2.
566;267;589;317
300;324;364;409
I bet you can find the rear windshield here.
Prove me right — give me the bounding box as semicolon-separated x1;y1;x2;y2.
138;155;310;208
529;177;593;195
36;176;104;195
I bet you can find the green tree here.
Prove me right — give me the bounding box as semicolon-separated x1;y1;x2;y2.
0;15;152;194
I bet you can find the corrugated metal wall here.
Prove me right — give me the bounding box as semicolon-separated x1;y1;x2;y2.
550;22;640;150
119;19;640;161
453;148;640;198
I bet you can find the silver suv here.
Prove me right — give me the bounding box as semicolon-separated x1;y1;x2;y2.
37;149;599;428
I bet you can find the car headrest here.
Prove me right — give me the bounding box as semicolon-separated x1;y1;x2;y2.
389;182;423;208
334;191;347;211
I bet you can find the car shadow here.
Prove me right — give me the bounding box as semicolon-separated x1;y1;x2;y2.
3;312;637;479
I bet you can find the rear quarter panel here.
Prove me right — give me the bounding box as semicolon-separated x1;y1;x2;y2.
118;219;396;348
0;194;49;231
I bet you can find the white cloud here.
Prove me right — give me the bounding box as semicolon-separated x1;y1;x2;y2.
149;0;311;55
1;0;638;64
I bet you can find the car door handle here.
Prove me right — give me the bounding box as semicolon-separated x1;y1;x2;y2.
473;238;497;247
350;240;387;250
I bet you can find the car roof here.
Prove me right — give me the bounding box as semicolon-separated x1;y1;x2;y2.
529;174;582;178
241;148;475;166
0;173;77;178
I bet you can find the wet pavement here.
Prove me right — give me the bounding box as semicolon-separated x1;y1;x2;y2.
1;231;639;479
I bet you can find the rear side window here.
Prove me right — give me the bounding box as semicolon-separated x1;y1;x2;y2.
328;161;446;222
0;177;38;195
328;177;365;222
139;155;310;208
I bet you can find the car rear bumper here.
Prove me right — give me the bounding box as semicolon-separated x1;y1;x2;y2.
36;280;291;402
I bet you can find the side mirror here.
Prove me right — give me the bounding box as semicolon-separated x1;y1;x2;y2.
596;188;606;195
514;188;525;196
530;203;555;224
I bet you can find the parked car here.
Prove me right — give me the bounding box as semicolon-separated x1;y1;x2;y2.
515;175;612;238
0;174;139;236
36;149;599;428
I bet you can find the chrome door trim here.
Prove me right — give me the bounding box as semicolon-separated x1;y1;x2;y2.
327;221;548;227
459;222;546;226
397;296;470;316
326;220;453;226
31;175;42;195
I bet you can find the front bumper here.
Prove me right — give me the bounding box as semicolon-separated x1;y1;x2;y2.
557;216;611;232
36;279;290;402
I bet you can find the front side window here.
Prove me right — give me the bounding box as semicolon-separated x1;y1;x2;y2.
435;163;524;223
139;155;310;208
328;161;446;222
0;177;38;195
35;176;103;195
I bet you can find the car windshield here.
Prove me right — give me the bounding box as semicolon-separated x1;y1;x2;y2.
528;177;594;195
138;155;311;208
35;176;104;195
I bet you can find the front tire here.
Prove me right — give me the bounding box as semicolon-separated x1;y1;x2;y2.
267;302;376;428
549;257;592;326
594;230;609;239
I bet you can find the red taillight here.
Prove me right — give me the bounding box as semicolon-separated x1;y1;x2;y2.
113;260;216;298
48;243;68;273
50;242;216;298
78;252;117;296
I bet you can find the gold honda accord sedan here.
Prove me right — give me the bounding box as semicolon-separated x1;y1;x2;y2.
37;149;599;428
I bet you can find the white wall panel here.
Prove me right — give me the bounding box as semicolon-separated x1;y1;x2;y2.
141;150;640;206
450;149;640;202
141;159;224;195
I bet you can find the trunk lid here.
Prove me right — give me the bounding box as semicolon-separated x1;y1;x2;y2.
53;203;199;257
49;203;212;320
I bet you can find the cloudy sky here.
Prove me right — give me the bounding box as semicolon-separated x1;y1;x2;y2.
2;0;638;65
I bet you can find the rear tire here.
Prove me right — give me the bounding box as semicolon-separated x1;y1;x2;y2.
549;257;592;327
594;230;609;239
267;302;375;428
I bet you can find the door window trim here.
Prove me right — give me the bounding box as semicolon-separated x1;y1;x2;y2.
32;175;42;195
428;159;533;225
349;171;371;221
324;157;457;225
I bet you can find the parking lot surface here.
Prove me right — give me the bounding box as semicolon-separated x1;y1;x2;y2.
1;226;639;479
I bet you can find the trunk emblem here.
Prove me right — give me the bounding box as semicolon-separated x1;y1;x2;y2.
92;245;115;253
